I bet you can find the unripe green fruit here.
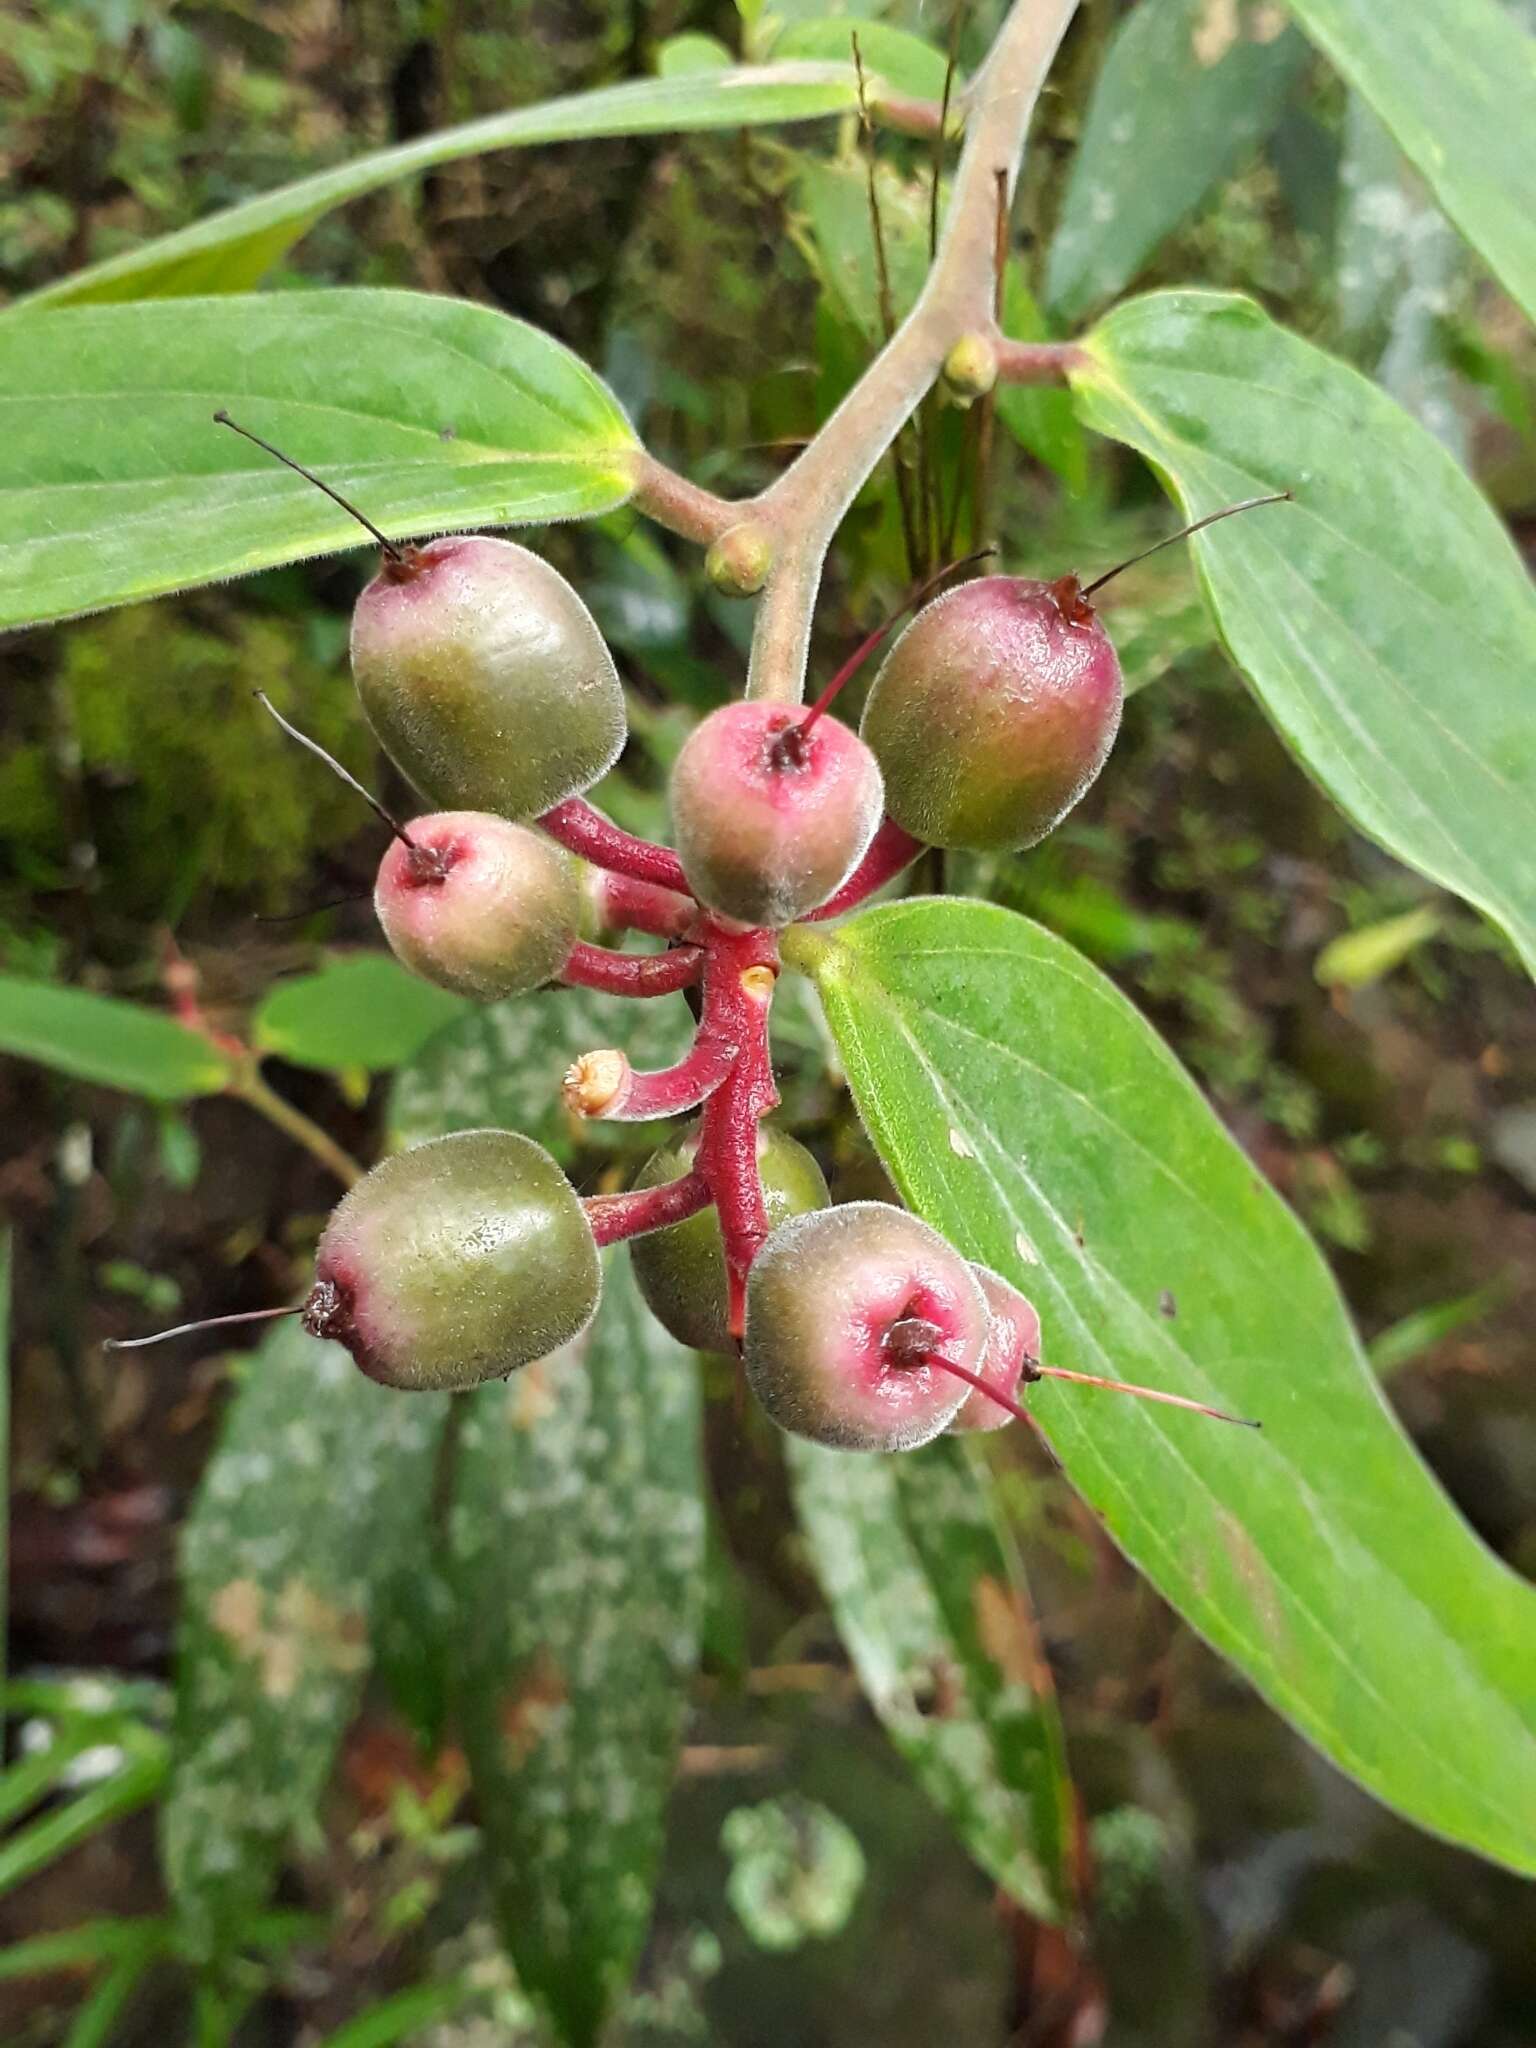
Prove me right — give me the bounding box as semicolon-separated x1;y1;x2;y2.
350;536;625;822
670;702;884;928
375;813;580;1001
743;1202;988;1452
947;1265;1041;1433
303;1130;599;1390
630;1123;829;1353
860;574;1123;852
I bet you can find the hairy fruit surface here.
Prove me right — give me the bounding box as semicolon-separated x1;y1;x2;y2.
743;1202;988;1451
947;1265;1042;1433
303;1129;600;1391
630;1122;830;1353
374;812;580;1000
670;702;883;928
351;536;625;821
861;574;1123;851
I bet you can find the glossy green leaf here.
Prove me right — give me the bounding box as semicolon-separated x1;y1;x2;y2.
164;1321;446;1958
449;1253;704;2048
253;954;469;1075
0;290;639;632
787;1433;1072;1918
791;899;1536;1874
1071;291;1536;979
0;976;233;1100
389;982;693;1164
23;67;867;310
1281;0;1536;323
1046;0;1307;322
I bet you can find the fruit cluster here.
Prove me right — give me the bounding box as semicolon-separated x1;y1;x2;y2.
204;422;1270;1449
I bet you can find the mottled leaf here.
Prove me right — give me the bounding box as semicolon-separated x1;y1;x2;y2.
23;67;870;309
389;983;694;1165
449;1253;704;2047
1046;0;1307;322
1071;291;1536;979
0;291;638;632
787;1433;1072;1918
1335;96;1469;462
164;1322;447;1957
791;900;1536;1875
0;976;233;1101
1282;0;1536;324
253;954;469;1075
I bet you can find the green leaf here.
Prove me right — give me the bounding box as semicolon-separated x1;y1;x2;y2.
164;1320;447;1958
1368;1279;1510;1378
1046;0;1307;322
311;1980;486;2048
23;67;868;310
253;954;470;1075
0;290;639;632
0;1739;168;1901
1335;96;1469;462
389;983;694;1164
1314;905;1441;988
655;34;734;78
0;1919;169;1984
0;976;233;1100
449;1253;704;2048
786;1433;1072;1919
0;1231;7;1706
1070;291;1536;979
1281;0;1536;324
792;899;1536;1875
798;156;935;347
995;266;1089;493
771;20;954;101
60;1924;167;2048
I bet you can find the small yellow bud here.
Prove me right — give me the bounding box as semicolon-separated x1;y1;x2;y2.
706;522;775;597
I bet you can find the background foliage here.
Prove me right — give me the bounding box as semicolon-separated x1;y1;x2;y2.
3;1;1535;2043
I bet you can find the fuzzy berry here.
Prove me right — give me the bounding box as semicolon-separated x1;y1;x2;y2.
946;1266;1042;1433
670;702;883;928
630;1122;829;1354
743;1203;989;1451
302;1129;600;1391
350;536;625;822
860;574;1122;852
374;812;580;1001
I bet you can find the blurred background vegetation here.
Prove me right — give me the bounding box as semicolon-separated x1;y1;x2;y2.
2;1;1536;2042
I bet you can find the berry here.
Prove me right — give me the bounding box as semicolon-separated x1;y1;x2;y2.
860;574;1122;852
946;1265;1041;1433
670;702;883;928
743;1203;989;1451
350;536;625;822
302;1130;600;1391
374;812;580;1001
630;1123;829;1353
